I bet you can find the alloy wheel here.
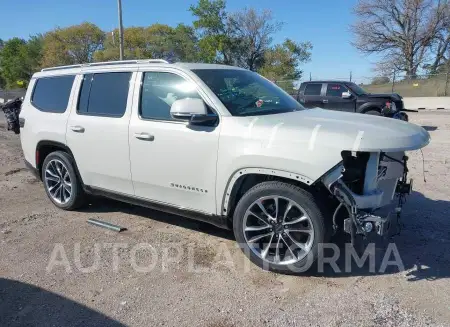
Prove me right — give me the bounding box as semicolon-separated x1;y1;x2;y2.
243;196;314;265
44;159;72;205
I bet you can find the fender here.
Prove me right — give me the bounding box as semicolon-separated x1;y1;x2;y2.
35;140;84;184
220;167;314;215
357;102;383;114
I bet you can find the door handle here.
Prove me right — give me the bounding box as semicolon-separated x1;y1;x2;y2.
322;100;329;104
134;133;154;141
70;125;85;133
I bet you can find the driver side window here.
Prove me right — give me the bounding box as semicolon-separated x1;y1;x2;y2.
140;72;201;121
326;84;348;97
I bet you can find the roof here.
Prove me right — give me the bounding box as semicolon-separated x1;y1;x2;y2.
301;80;354;84
175;63;246;70
33;60;246;79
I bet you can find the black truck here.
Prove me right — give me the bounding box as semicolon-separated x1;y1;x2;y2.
294;81;409;120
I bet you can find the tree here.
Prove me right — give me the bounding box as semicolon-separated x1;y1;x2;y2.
352;0;449;78
228;8;282;71
259;39;312;81
190;0;238;64
94;24;199;62
41;22;104;67
371;76;391;84
427;3;450;73
0;36;42;88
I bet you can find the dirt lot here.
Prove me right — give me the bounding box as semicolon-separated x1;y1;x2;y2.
1;111;449;327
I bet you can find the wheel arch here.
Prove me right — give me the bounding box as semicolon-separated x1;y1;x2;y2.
357;102;382;114
35;140;83;184
220;168;315;221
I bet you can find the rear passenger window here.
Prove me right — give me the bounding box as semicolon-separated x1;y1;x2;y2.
304;84;322;96
32;75;75;113
326;84;348;97
140;72;201;121
77;72;131;117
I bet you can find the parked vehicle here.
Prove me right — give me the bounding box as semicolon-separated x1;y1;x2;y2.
19;60;429;272
295;81;410;120
1;97;22;134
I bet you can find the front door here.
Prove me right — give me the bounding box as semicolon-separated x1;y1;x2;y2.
323;83;356;112
129;70;220;214
66;71;136;195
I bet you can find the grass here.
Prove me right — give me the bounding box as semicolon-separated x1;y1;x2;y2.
363;74;450;97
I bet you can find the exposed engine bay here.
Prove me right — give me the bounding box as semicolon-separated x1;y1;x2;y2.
322;150;413;241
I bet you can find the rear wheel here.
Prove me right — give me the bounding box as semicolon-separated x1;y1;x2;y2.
42;151;86;210
233;181;327;273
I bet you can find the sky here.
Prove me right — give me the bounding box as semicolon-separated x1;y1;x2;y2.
0;0;381;82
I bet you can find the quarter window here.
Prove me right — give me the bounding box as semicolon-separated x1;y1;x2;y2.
326;84;348;97
32;75;75;113
304;84;322;96
77;72;131;117
140;72;201;121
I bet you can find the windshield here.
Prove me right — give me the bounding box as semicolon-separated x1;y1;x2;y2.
192;69;304;116
346;83;368;96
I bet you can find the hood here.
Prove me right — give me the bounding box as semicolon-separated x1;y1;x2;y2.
221;108;430;183
246;109;430;153
366;93;402;101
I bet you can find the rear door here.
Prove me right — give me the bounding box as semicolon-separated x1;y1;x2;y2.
66;70;137;195
323;83;356;112
302;83;324;108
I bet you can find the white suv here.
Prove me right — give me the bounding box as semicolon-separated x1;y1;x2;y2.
19;60;430;272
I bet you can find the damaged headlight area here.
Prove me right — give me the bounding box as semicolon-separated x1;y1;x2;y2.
322;150;413;241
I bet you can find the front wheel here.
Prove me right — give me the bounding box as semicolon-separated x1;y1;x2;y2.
233;181;327;273
365;110;381;116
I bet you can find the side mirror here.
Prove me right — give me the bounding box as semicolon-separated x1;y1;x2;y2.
342;91;352;99
170;98;217;126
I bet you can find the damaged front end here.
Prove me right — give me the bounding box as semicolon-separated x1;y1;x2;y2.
322;151;413;240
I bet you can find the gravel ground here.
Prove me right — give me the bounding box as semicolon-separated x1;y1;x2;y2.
0;111;449;327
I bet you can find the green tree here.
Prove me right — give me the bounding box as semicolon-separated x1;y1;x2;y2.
0;36;42;88
190;0;238;64
259;39;312;82
95;23;199;62
41;22;104;67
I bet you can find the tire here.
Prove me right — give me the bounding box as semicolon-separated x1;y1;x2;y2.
365;110;381;116
233;181;328;273
41;151;86;210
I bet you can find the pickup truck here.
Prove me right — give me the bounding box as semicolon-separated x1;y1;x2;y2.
294;81;409;120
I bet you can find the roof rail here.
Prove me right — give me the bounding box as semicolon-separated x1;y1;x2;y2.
41;64;85;72
41;59;170;72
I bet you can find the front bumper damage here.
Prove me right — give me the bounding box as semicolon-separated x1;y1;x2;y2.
322;152;413;239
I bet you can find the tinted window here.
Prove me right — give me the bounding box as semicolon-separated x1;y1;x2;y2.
32;75;75;113
304;84;322;96
326;84;348;97
193;69;304;116
140;72;201;121
298;83;307;94
77;72;131;117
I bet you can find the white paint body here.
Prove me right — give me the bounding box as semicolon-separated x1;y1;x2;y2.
19;62;430;216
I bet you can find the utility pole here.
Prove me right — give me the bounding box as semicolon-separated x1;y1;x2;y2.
350;71;352;82
391;70;396;93
117;0;124;60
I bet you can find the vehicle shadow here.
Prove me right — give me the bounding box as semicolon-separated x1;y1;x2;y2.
80;191;450;281
80;197;235;241
310;190;450;281
421;125;438;131
0;278;125;327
